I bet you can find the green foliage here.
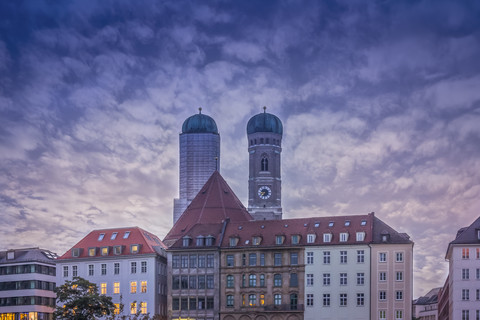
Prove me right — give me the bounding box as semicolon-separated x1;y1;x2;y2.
54;277;115;320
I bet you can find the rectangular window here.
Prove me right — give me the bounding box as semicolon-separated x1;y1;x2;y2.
113;282;120;294
274;274;282;286
226;275;234;287
323;293;330;306
307;234;315;243
396;291;403;300
462;289;470;301
172;255;180;268
198;255;206;267
101;283;107;295
307;252;314;264
323;273;330;285
189;276;197;289
63;266;68;277
114;304;120;315
396;310;403;320
340;273;347;285
130;302;136;314
307;294;314;306
323;233;332;242
130;244;139;254
130;281;137;293
357;273;365;285
123;231;130;239
141;261;147;273
189;254;197;268
181;275;188;289
274;253;282;266
207;275;214;289
72;265;77;277
290;273;298;287
379;310;386;319
249;294;257;306
198;275;205;289
274;294;282;305
463;268;470;280
290;252;298;265
323;251;330;264
339;232;348;242
276;235;284;245
291;235;300;244
379;291;386;301
379;252;387;262
88;264;94;276
101;263;106;275
141;281;147;293
172;276;179;290
249;274;256;287
340;251;347;264
463;248;470;259
114;263;120;275
181;255;188;268
101;247;108;256
396;252;404;262
379;272;386;281
172;298;179;310
226;295;234;307
476;289;480;300
140;302;147;314
357;250;365;263
260;253;265;266
396;271;403;281
477;268;480;279
206;254;214;268
226;254;234;267
181;297;188;310
340;293;347;306
249;253;257;266
477;248;480;259
260;274;265;287
88;248;96;257
357;293;364;306
356;232;365;241
131;262;137;274
307;274;314;286
113;245;122;255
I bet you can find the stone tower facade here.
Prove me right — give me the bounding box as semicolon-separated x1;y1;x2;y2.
173;109;220;224
246;108;283;220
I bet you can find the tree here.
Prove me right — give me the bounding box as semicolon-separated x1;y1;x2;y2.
54;277;115;320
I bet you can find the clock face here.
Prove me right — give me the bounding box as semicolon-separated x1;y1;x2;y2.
258;186;272;199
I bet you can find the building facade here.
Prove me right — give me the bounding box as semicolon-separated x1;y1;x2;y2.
247;108;283;221
0;248;57;320
173;109;220;224
56;227;168;319
413;287;440;320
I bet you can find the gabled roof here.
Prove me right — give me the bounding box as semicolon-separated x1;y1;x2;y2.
446;215;480;259
221;214;374;248
163;171;253;247
58;226;166;260
413;287;441;305
0;248;58;265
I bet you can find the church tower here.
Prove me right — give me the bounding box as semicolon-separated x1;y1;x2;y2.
173;108;220;224
246;107;283;220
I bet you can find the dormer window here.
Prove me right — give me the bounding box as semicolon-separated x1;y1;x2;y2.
101;247;109;256
291;235;300;245
307;234;316;243
196;236;205;247
229;237;239;247
323;233;332;243
381;233;390;243
339;232;349;242
88;248;97;257
123;231;130;239
356;232;366;242
252;236;262;245
6;251;14;260
98;233;105;241
477;230;480;240
182;236;191;247
275;235;285;245
72;248;81;257
130;244;140;254
205;235;215;246
113;245;122;255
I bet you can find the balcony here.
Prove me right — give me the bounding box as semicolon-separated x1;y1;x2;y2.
263;304;304;312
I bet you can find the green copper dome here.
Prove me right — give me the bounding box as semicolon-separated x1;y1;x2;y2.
182;110;218;134
247;109;283;135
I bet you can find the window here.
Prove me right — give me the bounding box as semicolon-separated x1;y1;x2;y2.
252;236;261;245
274;294;282;305
260;274;265;287
290;273;298;287
123;231;130;239
276;235;285;245
88;248;96;257
345;220;350;226
242;274;246;287
181;255;188;268
323;233;332;242
274;274;282;286
340;293;347;306
477;248;480;259
207;275;214;289
261;156;268;171
462;289;470;301
274;253;282;266
206;254;214;268
72;248;80;257
72;266;77;277
356;232;365;241
396;271;403;281
340;273;347;285
323;251;330;264
260;253;265;266
476;289;480;300
323;273;330;285
463;248;470;259
205;235;214;246
226;275;234;288
357;250;365;263
140;302;147;314
130;244;140;254
340;251;347;264
226;295;234;307
249;253;257;266
189;276;197;289
242;254;246;266
131;262;137;274
101;283;107;295
172;298;179;310
379;310;386;319
379;272;386;281
114;304;120;315
172;255;180;268
249;274;256;287
198;255;206;267
379;291;386;301
339;232;348;242
229;237;238;247
463;268;470;280
88;264;94;276
130;281;137;293
357;293;364;306
307;274;314;286
357;273;365;285
329;221;334;227
226;255;234;267
290;252;298;265
260;294;265;305
101;263;107;275
307;252;314;264
396;252;404;262
306;294;314;306
113;245;122;255
141;261;147;273
198;275;205;289
101;247;108;256
379;252;387;262
396;291;403;300
111;232;118;240
290;293;298;310
141;281;147;293
130;302;136;314
63;266;68;277
249;294;257;306
323;293;331;306
207;297;214;309
307;234;315;243
113;282;120;294
182;237;191;247
396;310;403;320
291;235;300;244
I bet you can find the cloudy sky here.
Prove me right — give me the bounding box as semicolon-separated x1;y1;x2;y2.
1;0;480;297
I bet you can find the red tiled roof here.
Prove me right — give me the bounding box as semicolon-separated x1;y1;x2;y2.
58;226;166;259
221;214;374;248
163;171;253;246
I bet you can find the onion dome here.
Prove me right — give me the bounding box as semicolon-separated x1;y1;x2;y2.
182;108;218;134
246;107;283;135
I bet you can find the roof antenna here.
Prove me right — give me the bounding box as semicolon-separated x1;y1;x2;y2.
199;107;202;114
215;156;218;171
263;106;267;113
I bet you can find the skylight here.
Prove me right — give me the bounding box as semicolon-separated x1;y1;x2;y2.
123;231;131;239
98;233;105;241
328;222;334;227
361;220;367;226
314;222;320;228
345;221;350;226
111;232;118;240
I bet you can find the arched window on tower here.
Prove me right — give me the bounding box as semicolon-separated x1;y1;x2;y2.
261;156;268;171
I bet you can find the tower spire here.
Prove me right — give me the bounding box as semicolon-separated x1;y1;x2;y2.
263;106;266;113
199;107;202;114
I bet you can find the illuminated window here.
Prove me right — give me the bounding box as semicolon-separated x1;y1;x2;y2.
130;244;140;254
356;232;365;241
140;302;147;314
131;281;137;293
130;302;136;314
98;233;105;241
249;294;256;306
101;283;107;295
141;281;147;293
114;304;120;314
260;294;265;305
88;248;96;257
101;247;109;256
113;282;120;294
462;248;470;259
339;233;348;242
323;233;332;243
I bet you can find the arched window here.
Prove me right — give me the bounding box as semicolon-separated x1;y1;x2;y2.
261;157;268;171
290;293;298;310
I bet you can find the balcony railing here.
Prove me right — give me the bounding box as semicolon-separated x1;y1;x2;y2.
263;304;304;311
